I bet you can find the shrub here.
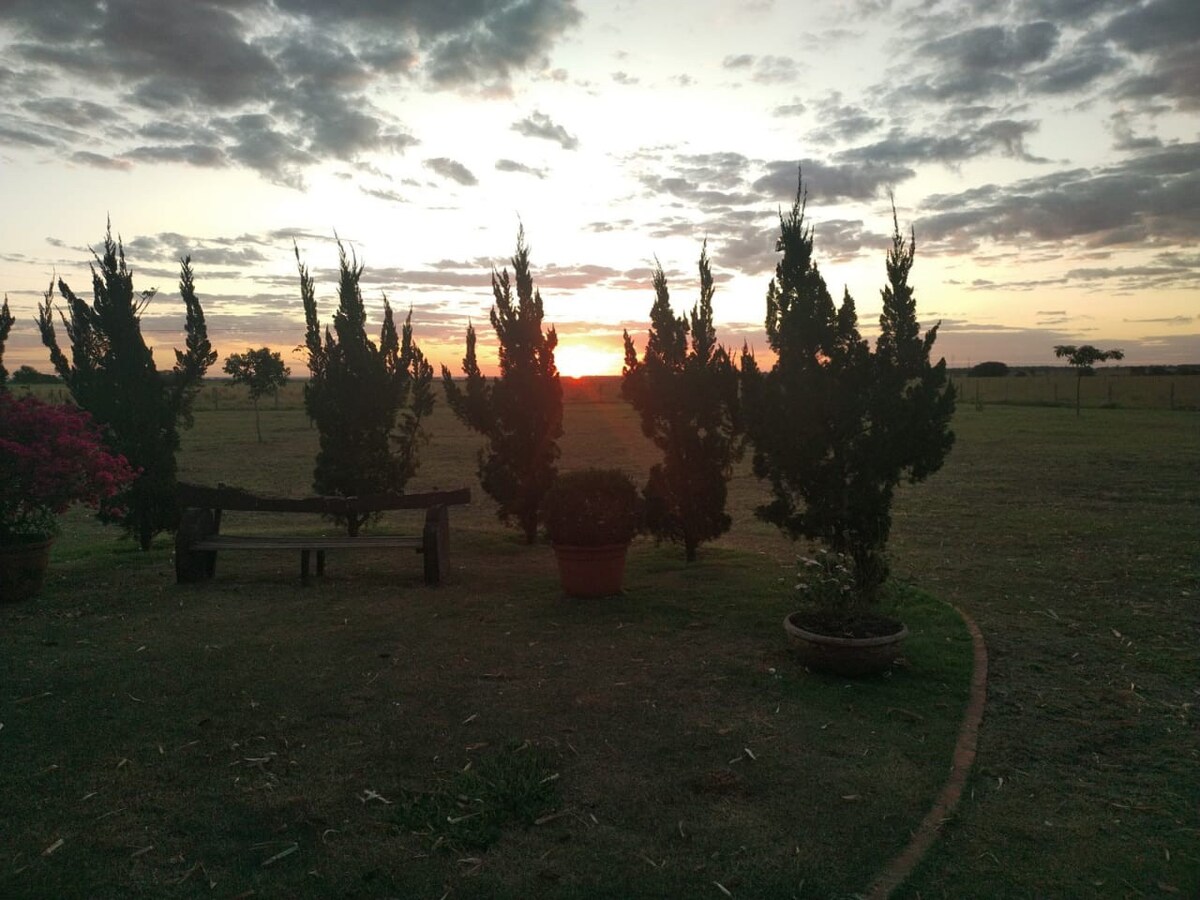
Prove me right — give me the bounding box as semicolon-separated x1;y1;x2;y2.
0;296;12;389
297;240;434;535
0;392;138;542
541;468;640;546
442;227;563;543
622;245;742;561
37;226;216;549
743;176;955;601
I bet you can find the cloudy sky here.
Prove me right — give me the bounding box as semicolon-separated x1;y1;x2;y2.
1;0;1196;376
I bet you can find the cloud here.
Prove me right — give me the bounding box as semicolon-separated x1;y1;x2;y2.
772;99;807;117
1123;316;1193;325
496;158;547;178
125;144;228;167
0;0;582;180
512;111;579;150
425;157;478;186
838;119;1046;167
917;141;1200;256
70;150;132;170
721;53;799;83
361;186;407;203
753;158;914;202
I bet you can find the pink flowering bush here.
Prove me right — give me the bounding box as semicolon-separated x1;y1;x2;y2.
0;392;138;542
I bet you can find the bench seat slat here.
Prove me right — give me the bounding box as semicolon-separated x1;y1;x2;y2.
192;535;424;551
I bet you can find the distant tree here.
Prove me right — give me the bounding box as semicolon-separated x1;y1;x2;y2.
742;179;955;600
38;224;216;549
1053;344;1125;416
11;366;59;385
298;240;434;535
0;296;12;389
621;245;742;561
223;347;291;442
442;226;562;543
970;360;1009;377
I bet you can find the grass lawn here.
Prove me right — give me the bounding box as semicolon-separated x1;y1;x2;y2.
3;382;1198;897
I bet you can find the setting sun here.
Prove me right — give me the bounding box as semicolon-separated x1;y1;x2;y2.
555;342;621;378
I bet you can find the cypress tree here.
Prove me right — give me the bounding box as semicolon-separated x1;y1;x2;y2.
442;226;562;543
0;296;13;389
743;176;955;599
298;240;434;535
622;244;742;561
37;223;217;549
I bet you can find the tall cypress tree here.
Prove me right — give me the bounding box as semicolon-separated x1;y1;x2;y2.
298;240;434;535
743;176;954;599
621;244;742;561
37;224;216;549
442;226;562;543
0;296;13;389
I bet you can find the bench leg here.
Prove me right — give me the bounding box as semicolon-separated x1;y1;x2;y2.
176;508;217;583
422;505;449;586
301;549;310;582
316;550;326;577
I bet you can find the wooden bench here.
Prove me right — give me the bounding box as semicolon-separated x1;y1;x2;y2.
174;482;471;586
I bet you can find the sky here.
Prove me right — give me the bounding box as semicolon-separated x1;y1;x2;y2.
0;0;1197;378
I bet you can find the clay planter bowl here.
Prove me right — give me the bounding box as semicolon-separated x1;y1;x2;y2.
783;611;908;677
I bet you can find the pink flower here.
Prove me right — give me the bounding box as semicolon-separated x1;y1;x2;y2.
0;392;139;540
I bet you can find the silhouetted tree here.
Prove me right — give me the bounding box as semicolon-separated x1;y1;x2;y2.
970;361;1009;377
298;240;435;535
38;224;216;549
743;178;955;600
442;226;562;543
622;245;742;561
223;347;291;442
11;366;59;385
1053;344;1125;416
0;296;12;389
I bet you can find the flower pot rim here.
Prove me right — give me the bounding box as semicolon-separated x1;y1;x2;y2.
551;541;632;551
783;611;909;648
0;534;55;548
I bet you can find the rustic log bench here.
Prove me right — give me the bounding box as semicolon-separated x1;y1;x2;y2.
174;482;471;586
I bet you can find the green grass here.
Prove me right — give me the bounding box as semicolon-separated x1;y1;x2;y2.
3;385;1198;897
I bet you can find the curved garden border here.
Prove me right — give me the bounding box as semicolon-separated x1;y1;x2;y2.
866;605;989;899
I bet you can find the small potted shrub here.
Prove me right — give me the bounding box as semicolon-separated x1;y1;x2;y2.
782;549;908;676
541;468;640;597
0;392;137;601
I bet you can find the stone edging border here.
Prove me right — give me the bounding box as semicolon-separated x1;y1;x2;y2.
865;605;989;899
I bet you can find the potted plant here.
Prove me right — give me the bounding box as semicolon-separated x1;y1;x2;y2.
0;392;137;601
541;468;640;597
782;549;909;676
742;178;955;675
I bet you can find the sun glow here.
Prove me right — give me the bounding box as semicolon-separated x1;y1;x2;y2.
555;342;622;378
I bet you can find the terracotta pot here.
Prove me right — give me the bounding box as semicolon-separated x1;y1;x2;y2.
783;611;908;677
0;537;54;602
551;543;629;598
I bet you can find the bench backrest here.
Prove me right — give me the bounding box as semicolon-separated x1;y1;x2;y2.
177;482;470;515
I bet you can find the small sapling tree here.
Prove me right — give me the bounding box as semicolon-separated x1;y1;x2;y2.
223;347;291;442
622;245;742;561
298;240;435;536
38;225;216;549
743;177;955;603
1053;344;1125;416
442;226;563;543
0;296;13;389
